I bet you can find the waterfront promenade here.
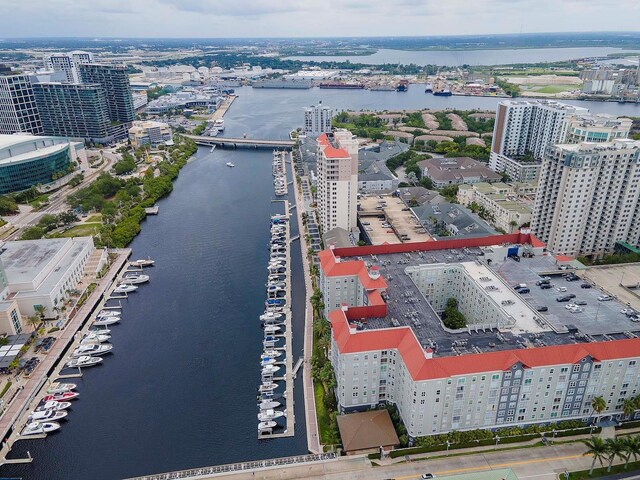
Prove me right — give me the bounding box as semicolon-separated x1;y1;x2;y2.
291;151;321;454
0;248;131;464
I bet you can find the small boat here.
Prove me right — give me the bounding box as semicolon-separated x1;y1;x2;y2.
43;392;79;402
425;83;433;93
258;409;285;421
80;333;111;344
34;401;71;412
258;421;277;430
262;365;281;375
259;400;281;410
29;409;68;423
261;357;276;366
130;258;154;267
226;162;235;168
113;284;138;294
260;312;283;322
72;344;113;357
66;356;102;368
92;317;120;327
261;350;282;359
89;327;111;334
97;310;121;318
433;89;452;97
46;382;76;394
258;382;278;393
264;325;281;334
122;274;150;285
21;421;61;436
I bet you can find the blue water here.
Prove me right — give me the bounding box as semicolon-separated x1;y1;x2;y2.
2;85;638;480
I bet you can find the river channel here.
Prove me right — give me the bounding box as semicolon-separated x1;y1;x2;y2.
2;86;639;479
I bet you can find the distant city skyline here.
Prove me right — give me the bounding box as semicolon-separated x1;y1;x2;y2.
1;0;640;38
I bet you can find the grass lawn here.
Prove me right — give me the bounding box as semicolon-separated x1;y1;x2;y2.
52;223;101;238
315;381;334;445
86;214;102;223
530;85;576;94
567;461;640;479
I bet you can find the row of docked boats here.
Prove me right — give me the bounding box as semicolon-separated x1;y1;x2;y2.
258;214;289;435
273;151;287;196
21;382;79;436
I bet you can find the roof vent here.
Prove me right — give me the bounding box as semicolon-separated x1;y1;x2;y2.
425;347;433;359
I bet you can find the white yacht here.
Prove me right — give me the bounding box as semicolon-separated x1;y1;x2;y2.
80;333;111;344
258;421;277;430
46;382;76;394
258;382;278;393
213;119;225;131
29;409;68;423
226;162;235;168
66;356;102;368
92;317;120;327
263;325;281;334
113;284;138;294
122;274;150;285
21;421;61;436
72;344;113;357
97;310;121;318
259;400;281;410
34;401;71;412
260;312;283;322
130;258;154;267
262;365;280;375
261;350;282;359
258;409;285;421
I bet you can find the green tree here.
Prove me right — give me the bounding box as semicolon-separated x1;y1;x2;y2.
27;314;41;333
20;226;45;240
582;437;608;476
591;396;607;425
605;438;627;472
621;436;640;468
623;398;637;418
0;196;19;215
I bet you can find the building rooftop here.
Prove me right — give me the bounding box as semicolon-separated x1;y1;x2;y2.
333;237;640;360
337;409;399;452
555;139;640;153
412;203;498;239
418;157;502;183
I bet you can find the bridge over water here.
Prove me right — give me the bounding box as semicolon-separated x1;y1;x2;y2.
185;134;296;149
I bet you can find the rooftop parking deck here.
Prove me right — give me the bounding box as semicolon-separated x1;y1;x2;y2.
342;247;640;358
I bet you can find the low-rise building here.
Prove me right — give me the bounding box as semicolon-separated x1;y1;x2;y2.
128;121;173;149
0;134;85;194
457;182;532;233
337;410;400;455
418;157;501;188
489;153;540;184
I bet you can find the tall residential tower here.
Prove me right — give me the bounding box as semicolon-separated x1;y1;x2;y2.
304;102;333;137
0;71;43;135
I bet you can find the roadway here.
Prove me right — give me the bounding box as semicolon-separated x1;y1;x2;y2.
193;441;628;480
185;134;295;149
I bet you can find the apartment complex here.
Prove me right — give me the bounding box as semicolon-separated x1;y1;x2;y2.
319;236;640;438
128;120;173;148
457;182;533;233
418;157;501;188
316;130;358;234
531;139;640;258
303;102;333;137
489;100;632;183
79;64;135;125
33;83;112;143
0;72;43;135
45;51;94;84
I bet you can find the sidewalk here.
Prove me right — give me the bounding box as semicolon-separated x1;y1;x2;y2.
291;151;321;454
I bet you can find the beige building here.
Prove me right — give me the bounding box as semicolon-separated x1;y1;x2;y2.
532;140;640;258
316;129;358;234
457;182;532;233
128;120;172;149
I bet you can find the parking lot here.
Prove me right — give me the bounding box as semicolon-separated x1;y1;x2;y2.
581;264;640;311
358;195;432;245
496;256;638;336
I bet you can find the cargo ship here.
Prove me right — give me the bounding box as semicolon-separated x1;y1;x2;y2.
319;82;364;89
396;80;409;92
252;78;312;89
433;89;452;97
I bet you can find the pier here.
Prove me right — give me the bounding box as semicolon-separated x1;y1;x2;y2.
185;135;295;150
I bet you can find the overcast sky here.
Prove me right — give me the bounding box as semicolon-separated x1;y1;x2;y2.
1;0;640;38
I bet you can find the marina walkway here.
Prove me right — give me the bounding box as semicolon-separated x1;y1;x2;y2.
0;249;131;464
291;151;321;454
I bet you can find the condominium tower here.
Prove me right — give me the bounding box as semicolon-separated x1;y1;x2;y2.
316;129;358;234
78;64;134;124
531;139;640;257
304;102;333;137
0;72;43;135
45;51;94;84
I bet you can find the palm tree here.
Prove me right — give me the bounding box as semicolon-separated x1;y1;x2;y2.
582;437;608;476
623;398;637;419
26;314;41;334
605;438;627;472
621;435;640;468
34;305;46;320
591;396;607;426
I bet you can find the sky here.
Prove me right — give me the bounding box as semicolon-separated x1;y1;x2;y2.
1;0;639;38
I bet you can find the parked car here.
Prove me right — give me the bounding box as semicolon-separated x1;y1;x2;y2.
557;296;572;302
567;294;576;299
540;284;552;290
556;286;567;292
536;306;548;312
581;283;592;289
575;300;587;306
598;295;613;302
536;279;550;286
517;288;530;294
421;475;434;480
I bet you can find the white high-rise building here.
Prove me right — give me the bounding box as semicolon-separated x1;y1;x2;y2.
0;72;43;135
45;51;94;83
316;129;358;234
531;139;640;258
304;102;333;137
489;100;631;183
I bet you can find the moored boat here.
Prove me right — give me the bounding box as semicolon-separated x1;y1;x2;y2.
29;409;68;423
21;421;61;436
258;421;277;430
43;392;78;402
46;382;76;394
92;317;120;327
34;401;71;412
258;409;285;421
130;258;154;267
113;284;138;294
72;344;113;357
66;356;103;368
